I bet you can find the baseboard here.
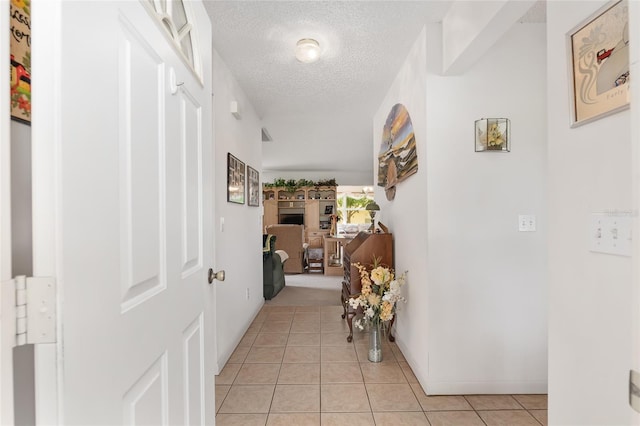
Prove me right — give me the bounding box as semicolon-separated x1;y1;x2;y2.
425;380;548;395
215;300;264;374
393;329;547;396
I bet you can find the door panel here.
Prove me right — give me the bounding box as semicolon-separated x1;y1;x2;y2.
179;90;203;277
31;1;214;424
183;314;204;425
122;353;168;426
119;18;167;312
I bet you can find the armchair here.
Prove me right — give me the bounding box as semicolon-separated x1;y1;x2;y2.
263;234;287;300
265;224;306;274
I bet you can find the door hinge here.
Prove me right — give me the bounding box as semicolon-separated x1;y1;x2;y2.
14;275;56;346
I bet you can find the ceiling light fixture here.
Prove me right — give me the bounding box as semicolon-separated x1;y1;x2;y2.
295;38;321;63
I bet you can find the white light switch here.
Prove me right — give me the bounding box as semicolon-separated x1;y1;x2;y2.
518;215;536;232
590;213;632;256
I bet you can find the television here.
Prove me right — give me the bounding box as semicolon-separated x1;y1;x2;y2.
279;213;304;225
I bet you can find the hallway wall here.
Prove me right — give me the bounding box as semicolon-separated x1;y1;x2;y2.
212;49;265;371
547;2;639;424
373;22;548;395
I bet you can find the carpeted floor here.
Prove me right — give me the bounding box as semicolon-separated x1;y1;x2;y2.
265;273;342;306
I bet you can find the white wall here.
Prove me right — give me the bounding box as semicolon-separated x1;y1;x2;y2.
428;22;547;395
372;27;430;391
261;108;373;186
374;22;548;395
547;2;639;424
441;0;535;75
212;50;264;371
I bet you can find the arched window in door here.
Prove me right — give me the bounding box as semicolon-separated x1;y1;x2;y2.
145;0;202;81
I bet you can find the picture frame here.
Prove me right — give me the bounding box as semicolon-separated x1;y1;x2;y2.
247;165;260;207
10;0;31;124
567;0;629;127
324;205;333;214
227;153;245;204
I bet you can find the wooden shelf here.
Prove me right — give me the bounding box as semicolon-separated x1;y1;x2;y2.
323;235;354;276
262;186;337;237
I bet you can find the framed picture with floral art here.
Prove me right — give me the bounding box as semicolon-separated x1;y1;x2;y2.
567;0;629;127
227;153;245;204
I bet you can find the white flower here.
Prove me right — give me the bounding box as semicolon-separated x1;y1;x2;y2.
355;319;364;330
365;307;375;318
348;298;360;309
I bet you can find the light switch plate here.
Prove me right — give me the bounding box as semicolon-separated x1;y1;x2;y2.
590;213;632;256
518;215;536;232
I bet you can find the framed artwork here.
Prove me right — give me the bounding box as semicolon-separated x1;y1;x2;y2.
10;0;31;124
227;153;245;204
377;103;417;201
568;0;629;127
324;205;333;214
247;165;260;207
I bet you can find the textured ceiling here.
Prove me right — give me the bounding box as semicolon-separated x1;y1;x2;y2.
204;1;453;117
202;1;544;183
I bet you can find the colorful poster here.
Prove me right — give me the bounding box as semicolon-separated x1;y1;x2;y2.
10;0;31;124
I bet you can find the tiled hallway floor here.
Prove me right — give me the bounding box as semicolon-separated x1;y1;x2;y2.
215;305;548;426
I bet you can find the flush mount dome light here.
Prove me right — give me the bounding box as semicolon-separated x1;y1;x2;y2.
295;38;321;63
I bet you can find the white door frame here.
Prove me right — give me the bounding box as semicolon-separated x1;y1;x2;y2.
1;0;15;423
30;0;62;422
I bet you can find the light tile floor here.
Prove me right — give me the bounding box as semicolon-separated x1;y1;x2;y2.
215;305;548;426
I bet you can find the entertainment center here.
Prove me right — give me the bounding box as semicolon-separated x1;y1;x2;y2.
262;185;337;246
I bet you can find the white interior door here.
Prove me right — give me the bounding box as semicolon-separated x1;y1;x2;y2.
31;1;215;424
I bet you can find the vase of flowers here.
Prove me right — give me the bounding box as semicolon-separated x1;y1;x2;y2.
348;259;406;362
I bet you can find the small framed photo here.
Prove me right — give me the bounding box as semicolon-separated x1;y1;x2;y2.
324;205;333;214
247;165;260;207
567;0;629;127
227;153;245;204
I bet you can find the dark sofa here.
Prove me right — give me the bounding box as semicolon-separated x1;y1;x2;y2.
263;234;287;300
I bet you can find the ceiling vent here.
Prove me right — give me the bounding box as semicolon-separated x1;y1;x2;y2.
261;127;272;142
